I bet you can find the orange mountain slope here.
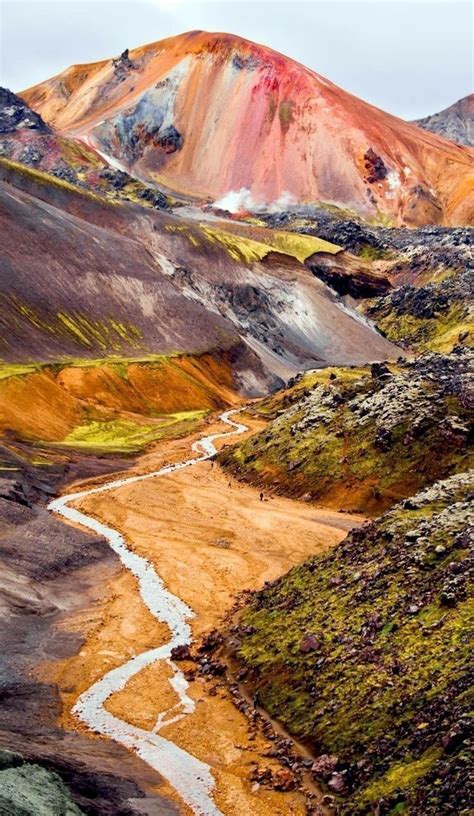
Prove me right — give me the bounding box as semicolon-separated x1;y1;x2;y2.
22;30;474;226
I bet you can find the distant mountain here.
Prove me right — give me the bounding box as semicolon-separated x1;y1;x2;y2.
413;94;474;147
21;31;474;226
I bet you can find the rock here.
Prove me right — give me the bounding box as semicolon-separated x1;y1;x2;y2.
170;644;192;661
299;634;321;653
328;771;349;794
272;768;297;791
371;362;392;380
311;754;340;781
0;87;50;134
364;148;388;183
374;426;393;451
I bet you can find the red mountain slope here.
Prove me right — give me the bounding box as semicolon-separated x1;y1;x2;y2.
22;30;474;226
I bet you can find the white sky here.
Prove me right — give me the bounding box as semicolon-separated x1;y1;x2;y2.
0;0;472;119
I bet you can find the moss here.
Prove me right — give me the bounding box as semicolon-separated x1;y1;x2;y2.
362;749;442;802
0;157;108;204
221;359;470;514
358;244;393;261
60;410;207;453
278;100;294;132
230;474;472;814
198;224;340;265
0;362;44;380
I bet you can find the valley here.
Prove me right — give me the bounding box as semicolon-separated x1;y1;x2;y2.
0;21;472;816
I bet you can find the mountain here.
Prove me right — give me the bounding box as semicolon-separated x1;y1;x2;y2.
413;94;474;147
21;31;474;227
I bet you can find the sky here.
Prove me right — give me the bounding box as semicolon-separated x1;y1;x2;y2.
0;0;472;119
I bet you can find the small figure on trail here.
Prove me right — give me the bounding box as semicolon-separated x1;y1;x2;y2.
259;492;264;502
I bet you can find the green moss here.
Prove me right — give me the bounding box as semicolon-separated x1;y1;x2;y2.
0;362;44;380
362;749;442;802
221;361;470;514
0;157;109;204
278;100;294;132
358;244;393;261
231;473;472;814
60;410;207;453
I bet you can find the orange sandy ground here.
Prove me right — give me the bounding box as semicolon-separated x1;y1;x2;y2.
40;415;362;815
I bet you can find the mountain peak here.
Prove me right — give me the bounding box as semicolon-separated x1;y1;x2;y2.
21;31;474;226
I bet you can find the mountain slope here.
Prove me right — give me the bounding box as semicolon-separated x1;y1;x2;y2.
21;31;474;226
0;159;398;386
413;95;474;148
226;469;472;815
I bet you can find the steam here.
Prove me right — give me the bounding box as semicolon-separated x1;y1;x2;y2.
213;187;296;214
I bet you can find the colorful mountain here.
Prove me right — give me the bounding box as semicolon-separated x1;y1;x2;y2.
21;31;474;226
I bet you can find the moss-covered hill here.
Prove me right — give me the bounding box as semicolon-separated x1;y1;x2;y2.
365;267;473;353
227;471;473;815
219;350;472;515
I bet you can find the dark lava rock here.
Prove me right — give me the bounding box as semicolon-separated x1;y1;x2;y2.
99;167;131;189
0;87;50;134
364;148;388;183
138;187;170;210
170;644;192;661
51;165;78;184
156;125;183;154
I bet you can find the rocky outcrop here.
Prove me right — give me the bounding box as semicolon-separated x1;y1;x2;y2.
0;87;50;134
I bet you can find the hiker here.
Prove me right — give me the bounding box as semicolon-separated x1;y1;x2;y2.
260;492;264;502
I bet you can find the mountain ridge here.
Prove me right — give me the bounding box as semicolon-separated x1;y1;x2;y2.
21;30;474;226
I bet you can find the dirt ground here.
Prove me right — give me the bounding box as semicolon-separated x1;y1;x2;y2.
43;414;362;815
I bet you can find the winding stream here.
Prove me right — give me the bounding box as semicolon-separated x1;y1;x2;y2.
48;410;249;816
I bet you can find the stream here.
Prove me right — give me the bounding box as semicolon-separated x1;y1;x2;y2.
48;410;249;816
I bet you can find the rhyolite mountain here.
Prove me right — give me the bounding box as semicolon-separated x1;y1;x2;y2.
413;94;474;148
21;31;474;226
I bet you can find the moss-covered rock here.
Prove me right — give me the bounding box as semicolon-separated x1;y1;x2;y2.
0;761;84;816
220;350;472;514
228;471;473;815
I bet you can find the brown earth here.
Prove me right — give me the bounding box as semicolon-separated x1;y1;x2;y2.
41;413;363;815
0;354;240;442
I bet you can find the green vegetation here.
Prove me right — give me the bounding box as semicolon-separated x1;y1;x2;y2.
219;355;471;514
60;411;206;453
0;362;44;380
198;224;340;264
369;302;472;353
0;157;107;203
231;472;473;814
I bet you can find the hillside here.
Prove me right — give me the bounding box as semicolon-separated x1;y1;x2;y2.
0;158;398;388
219;350;472;514
21;31;474;226
413;94;474;147
226;470;472;814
